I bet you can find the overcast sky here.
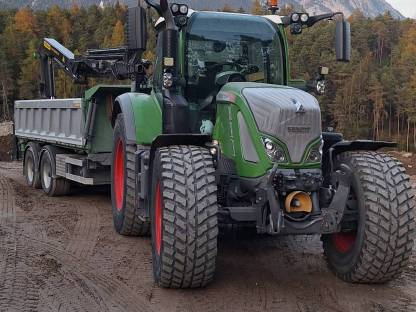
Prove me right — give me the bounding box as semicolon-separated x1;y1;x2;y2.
387;0;416;18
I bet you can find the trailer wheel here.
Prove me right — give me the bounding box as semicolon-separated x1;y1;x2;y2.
111;114;150;236
322;151;415;283
24;143;41;189
40;146;70;196
150;145;218;288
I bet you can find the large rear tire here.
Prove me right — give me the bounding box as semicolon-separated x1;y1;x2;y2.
150;145;218;288
322;151;415;283
111;114;150;236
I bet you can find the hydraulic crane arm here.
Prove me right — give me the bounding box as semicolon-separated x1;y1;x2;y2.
38;4;148;99
38;38;147;99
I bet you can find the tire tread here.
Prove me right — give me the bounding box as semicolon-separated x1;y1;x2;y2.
325;151;415;283
156;145;218;288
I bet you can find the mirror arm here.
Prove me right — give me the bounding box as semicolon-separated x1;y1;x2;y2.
282;12;344;28
306;12;343;27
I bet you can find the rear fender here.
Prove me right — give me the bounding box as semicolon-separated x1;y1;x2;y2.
112;92;162;146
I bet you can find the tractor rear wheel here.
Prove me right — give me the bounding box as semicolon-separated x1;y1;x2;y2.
322;151;415;283
111;114;150;236
150;145;218;288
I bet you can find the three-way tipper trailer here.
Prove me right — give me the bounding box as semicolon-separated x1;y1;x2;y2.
14;0;415;288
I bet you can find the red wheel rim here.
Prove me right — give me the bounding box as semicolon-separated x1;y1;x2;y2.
155;181;162;255
333;232;356;253
114;139;125;211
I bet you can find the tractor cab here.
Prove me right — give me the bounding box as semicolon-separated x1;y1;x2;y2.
153;11;288;133
185;12;285;105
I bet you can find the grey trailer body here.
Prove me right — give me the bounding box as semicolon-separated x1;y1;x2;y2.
14;96;112;186
14;98;85;147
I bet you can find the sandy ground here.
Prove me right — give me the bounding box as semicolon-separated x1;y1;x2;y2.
1;160;416;312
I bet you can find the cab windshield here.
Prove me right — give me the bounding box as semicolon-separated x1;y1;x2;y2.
185;12;284;102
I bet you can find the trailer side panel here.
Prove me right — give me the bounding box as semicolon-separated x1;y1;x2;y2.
14;98;84;147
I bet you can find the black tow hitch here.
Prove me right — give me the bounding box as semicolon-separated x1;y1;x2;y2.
320;164;353;233
257;164;352;235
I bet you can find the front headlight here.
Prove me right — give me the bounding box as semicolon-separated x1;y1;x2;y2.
306;140;323;163
263;138;286;163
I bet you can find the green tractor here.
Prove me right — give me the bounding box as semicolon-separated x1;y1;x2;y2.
117;0;414;288
17;0;415;289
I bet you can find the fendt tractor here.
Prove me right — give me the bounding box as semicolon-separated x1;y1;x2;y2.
14;0;415;288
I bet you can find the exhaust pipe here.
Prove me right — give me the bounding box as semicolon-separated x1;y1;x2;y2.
284;191;313;213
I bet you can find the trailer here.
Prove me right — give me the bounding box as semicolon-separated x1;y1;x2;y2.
14;0;415;289
15;86;132;193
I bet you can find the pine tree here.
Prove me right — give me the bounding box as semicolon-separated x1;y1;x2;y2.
18;41;39;100
251;0;264;15
111;20;125;47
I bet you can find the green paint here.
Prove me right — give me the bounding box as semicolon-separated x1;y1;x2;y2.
130;91;162;145
214;83;322;178
84;85;131;154
214;83;273;178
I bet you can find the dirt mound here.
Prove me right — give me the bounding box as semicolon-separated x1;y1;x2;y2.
0;122;14;161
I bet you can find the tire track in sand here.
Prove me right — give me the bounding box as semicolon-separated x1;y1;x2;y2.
22;234;154;312
66;198;101;260
0;176;40;312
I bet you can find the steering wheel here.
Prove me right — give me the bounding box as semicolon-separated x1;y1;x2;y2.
205;61;242;72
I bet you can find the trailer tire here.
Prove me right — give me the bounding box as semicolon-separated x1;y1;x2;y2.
150;145;218;288
40;146;71;196
111;114;150;236
322;151;415;283
24;143;41;189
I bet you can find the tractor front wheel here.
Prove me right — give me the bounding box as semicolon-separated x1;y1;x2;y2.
150;145;218;288
322;151;415;283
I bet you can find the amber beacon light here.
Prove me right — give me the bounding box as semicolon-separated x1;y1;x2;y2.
268;0;279;13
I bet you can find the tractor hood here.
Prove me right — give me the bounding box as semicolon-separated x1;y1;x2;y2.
240;84;321;163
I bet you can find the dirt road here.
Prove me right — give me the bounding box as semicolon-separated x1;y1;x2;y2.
1;161;416;312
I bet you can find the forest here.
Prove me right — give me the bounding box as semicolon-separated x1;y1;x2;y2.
0;1;415;150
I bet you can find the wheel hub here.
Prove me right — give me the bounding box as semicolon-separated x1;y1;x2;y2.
42;160;51;189
333;232;356;253
27;157;34;183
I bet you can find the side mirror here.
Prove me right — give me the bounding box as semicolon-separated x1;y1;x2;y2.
335;19;351;62
127;6;147;52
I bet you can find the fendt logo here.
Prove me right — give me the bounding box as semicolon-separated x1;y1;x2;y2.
292;98;306;114
287;126;311;133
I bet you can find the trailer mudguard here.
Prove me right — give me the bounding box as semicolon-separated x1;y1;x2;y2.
113;92;162;146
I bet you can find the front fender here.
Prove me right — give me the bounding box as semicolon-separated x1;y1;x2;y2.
330;140;397;158
326;140;397;174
